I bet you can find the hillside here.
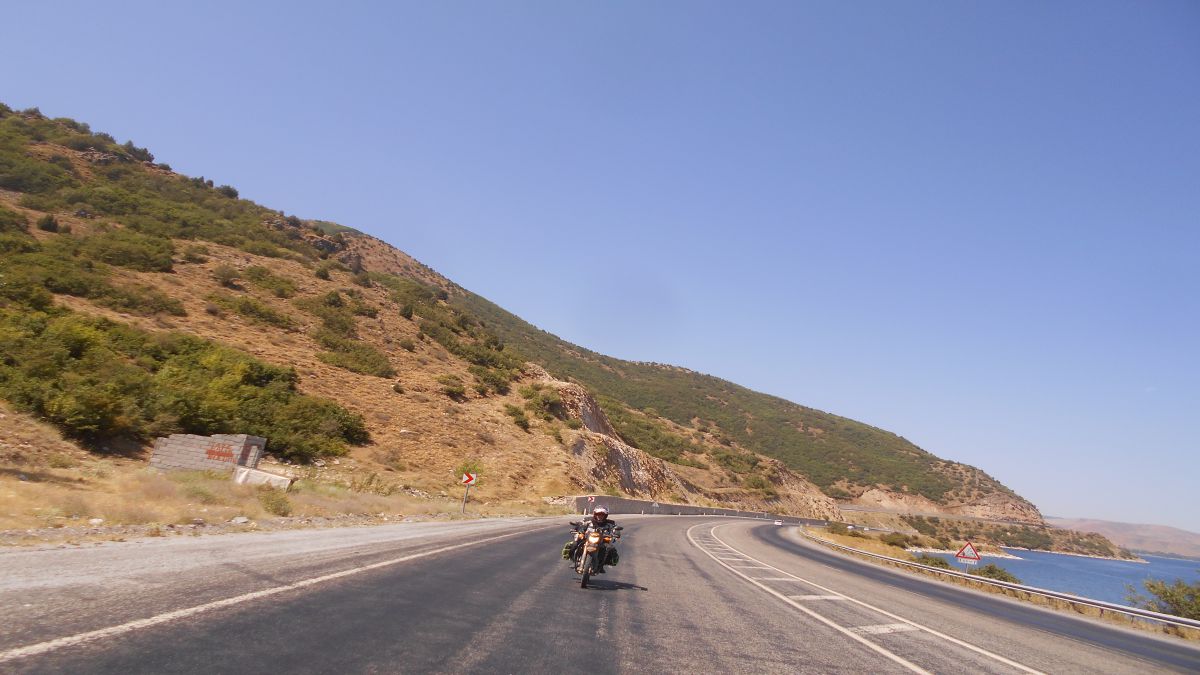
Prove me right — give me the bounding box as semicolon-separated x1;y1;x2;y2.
1;103;1041;529
1048;518;1200;560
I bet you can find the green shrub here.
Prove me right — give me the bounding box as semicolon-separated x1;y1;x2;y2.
566;418;583;430
316;341;395;377
314;261;345;280
470;364;514;395
880;532;913;548
915;554;952;569
1127;577;1200;620
0;309;367;459
213;264;240;288
258;488;293;516
209;293;295;329
828;522;849;535
182;244;209;263
504;404;530;431
399;338;416;352
0;205;28;233
79;229;174;272
99;284;187;316
970;564;1021;584
524;387;562;420
36;214;59;232
244;265;298;298
437;374;467;400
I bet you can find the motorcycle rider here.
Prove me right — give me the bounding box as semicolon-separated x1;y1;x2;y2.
566;505;619;573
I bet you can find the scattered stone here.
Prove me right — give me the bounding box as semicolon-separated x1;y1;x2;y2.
230;516;250;525
191;518;206;526
88;518;104;526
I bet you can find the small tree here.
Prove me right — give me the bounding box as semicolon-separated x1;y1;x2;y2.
36;214;59;232
1127;577;1200;620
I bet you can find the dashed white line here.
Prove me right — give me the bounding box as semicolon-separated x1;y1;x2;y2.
853;623;921;635
692;523;1043;675
789;595;847;601
687;523;932;675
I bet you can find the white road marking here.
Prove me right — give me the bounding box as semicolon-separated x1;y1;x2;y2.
686;523;932;675
698;524;1043;675
853;623;921;635
0;525;555;664
789;595;847;601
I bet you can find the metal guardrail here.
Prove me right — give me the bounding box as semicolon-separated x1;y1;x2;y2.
801;530;1200;632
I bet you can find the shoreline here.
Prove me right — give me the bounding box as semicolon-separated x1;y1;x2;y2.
1002;546;1148;563
907;546;1023;560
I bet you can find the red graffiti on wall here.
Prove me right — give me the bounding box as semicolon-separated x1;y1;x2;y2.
206;443;236;462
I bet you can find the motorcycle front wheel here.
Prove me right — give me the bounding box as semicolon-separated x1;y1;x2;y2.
580;552;593;588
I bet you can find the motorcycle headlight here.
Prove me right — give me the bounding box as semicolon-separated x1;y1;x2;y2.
588;533;601;543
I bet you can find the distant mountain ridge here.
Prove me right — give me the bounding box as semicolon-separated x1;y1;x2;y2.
1047;518;1200;560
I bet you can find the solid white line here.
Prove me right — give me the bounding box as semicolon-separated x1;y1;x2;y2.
789;595;847;601
0;525;553;664
686;523;932;675
705;525;1044;675
853;623;920;635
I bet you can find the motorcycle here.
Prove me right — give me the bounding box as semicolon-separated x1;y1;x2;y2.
568;521;622;588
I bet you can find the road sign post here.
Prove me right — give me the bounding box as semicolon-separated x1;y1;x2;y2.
955;540;981;572
460;473;477;514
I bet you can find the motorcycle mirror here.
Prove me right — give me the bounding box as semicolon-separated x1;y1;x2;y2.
615;526;624;531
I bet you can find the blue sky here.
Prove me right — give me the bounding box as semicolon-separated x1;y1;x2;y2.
4;2;1198;531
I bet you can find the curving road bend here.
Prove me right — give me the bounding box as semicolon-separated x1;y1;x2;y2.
1;516;1197;674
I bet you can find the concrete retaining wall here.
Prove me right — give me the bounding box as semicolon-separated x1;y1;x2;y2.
149;434;267;473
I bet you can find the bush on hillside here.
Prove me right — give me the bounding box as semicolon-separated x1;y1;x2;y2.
0;205;28;232
0;309;367;459
213;264;240;288
79;229;174;272
504;404;530;431
208;293;295;330
437;374;467;400
243;265;298;298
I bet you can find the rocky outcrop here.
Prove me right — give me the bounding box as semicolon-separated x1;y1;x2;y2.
533;367;841;520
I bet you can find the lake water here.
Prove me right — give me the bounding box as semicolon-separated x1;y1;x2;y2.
922;549;1200;606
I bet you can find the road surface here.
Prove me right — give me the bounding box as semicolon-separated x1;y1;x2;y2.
2;516;1197;673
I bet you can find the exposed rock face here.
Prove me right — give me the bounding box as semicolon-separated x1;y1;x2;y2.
567;433;689;498
533;367;841;520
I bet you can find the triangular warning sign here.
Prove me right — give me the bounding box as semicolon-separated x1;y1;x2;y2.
955;541;981;561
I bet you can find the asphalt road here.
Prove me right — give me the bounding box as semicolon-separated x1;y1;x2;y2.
2;516;1197;674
